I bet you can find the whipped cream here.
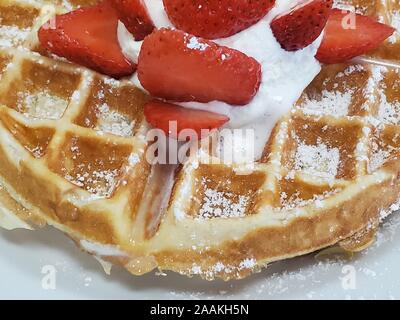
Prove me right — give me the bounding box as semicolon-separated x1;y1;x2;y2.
118;0;322;160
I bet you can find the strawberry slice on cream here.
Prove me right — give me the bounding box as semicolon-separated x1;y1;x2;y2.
39;1;135;78
271;0;333;51
138;28;262;106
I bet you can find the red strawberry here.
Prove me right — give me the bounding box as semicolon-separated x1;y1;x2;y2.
144;100;229;140
110;0;154;40
38;1;135;78
271;0;333;51
138;28;261;106
316;9;395;64
163;0;276;39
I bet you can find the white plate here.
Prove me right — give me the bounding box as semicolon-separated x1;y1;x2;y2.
1;212;400;300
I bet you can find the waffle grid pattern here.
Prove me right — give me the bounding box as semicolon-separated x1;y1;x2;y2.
0;0;152;244
1;0;400;280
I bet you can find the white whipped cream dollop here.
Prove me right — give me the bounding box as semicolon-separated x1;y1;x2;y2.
118;0;322;160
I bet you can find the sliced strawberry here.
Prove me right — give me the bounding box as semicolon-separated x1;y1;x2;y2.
163;0;276;39
38;1;135;78
110;0;154;40
144;100;229;140
138;28;261;106
316;9;395;64
271;0;333;51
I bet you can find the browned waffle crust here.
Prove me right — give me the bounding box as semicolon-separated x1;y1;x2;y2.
1;0;400;280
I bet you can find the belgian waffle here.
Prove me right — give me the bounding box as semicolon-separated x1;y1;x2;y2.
1;0;400;281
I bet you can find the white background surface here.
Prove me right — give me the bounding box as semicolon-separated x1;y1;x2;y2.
1;212;400;300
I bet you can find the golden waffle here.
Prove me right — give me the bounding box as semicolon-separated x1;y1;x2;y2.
1;0;400;280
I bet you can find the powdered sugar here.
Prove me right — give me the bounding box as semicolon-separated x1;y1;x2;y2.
294;140;340;181
239;258;257;269
388;11;400;44
26;145;45;158
365;67;400;126
300;90;352;117
0;25;30;48
190;257;257;279
333;1;364;14
65;167;120;198
362;65;385;110
95;103;134;137
63;142;123;198
128;153;140;165
376;91;400;126
368;137;398;173
89;169;119;197
103;77;120;88
18;91;68;120
198;187;249;219
280;189;339;211
186;36;209;51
